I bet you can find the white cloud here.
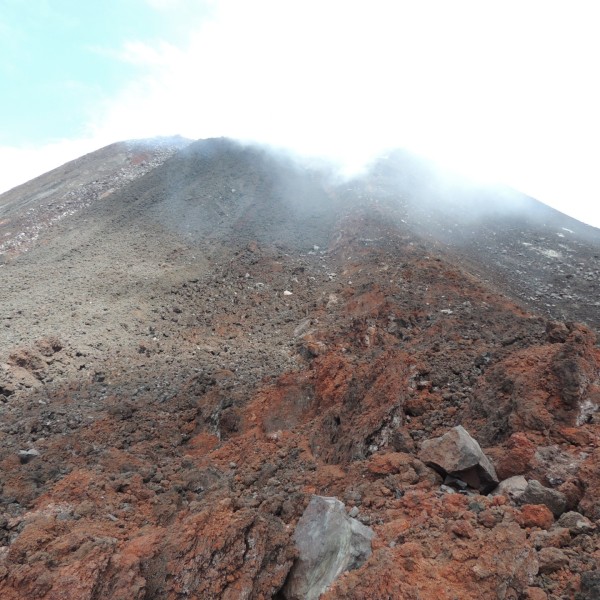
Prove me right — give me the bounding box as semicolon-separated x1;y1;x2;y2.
116;40;183;67
2;0;600;228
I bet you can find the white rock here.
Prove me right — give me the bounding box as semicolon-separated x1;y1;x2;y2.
491;475;528;501
283;496;374;600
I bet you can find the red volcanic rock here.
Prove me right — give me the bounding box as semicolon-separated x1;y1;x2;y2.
558;426;593;446
324;521;539;600
529;527;571;549
557;478;585;512
162;506;295;599
451;519;476;538
366;452;426;479
525;587;549;600
518;504;555;530
545;321;570;344
493;432;537;480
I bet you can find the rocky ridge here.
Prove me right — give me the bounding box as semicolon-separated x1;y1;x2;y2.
0;136;190;258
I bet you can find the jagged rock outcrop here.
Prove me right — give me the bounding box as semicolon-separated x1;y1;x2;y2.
283;496;374;600
418;426;499;493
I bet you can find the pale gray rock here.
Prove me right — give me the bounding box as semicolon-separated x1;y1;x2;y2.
283;495;375;600
556;511;595;535
419;425;499;493
491;475;528;501
519;480;567;517
529;528;570;550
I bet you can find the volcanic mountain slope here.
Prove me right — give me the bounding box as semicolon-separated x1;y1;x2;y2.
0;138;598;599
353;151;600;330
0;136;190;259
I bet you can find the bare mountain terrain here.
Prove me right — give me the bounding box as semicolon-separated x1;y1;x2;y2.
0;138;598;599
0;136;190;258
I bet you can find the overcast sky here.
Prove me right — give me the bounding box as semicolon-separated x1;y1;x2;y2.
1;0;599;228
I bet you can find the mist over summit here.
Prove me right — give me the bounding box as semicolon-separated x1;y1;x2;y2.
0;137;599;599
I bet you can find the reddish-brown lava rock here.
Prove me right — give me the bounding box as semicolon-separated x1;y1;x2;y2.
518;504;555;530
490;432;537;480
325;520;539;600
525;587;549;600
365;452;425;477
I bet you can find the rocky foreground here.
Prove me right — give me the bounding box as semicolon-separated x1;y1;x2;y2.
0;139;599;599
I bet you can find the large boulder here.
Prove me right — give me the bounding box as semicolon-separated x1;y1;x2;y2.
283;495;375;600
419;425;499;493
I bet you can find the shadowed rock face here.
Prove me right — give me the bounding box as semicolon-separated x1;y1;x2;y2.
283;496;374;600
0;138;599;599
